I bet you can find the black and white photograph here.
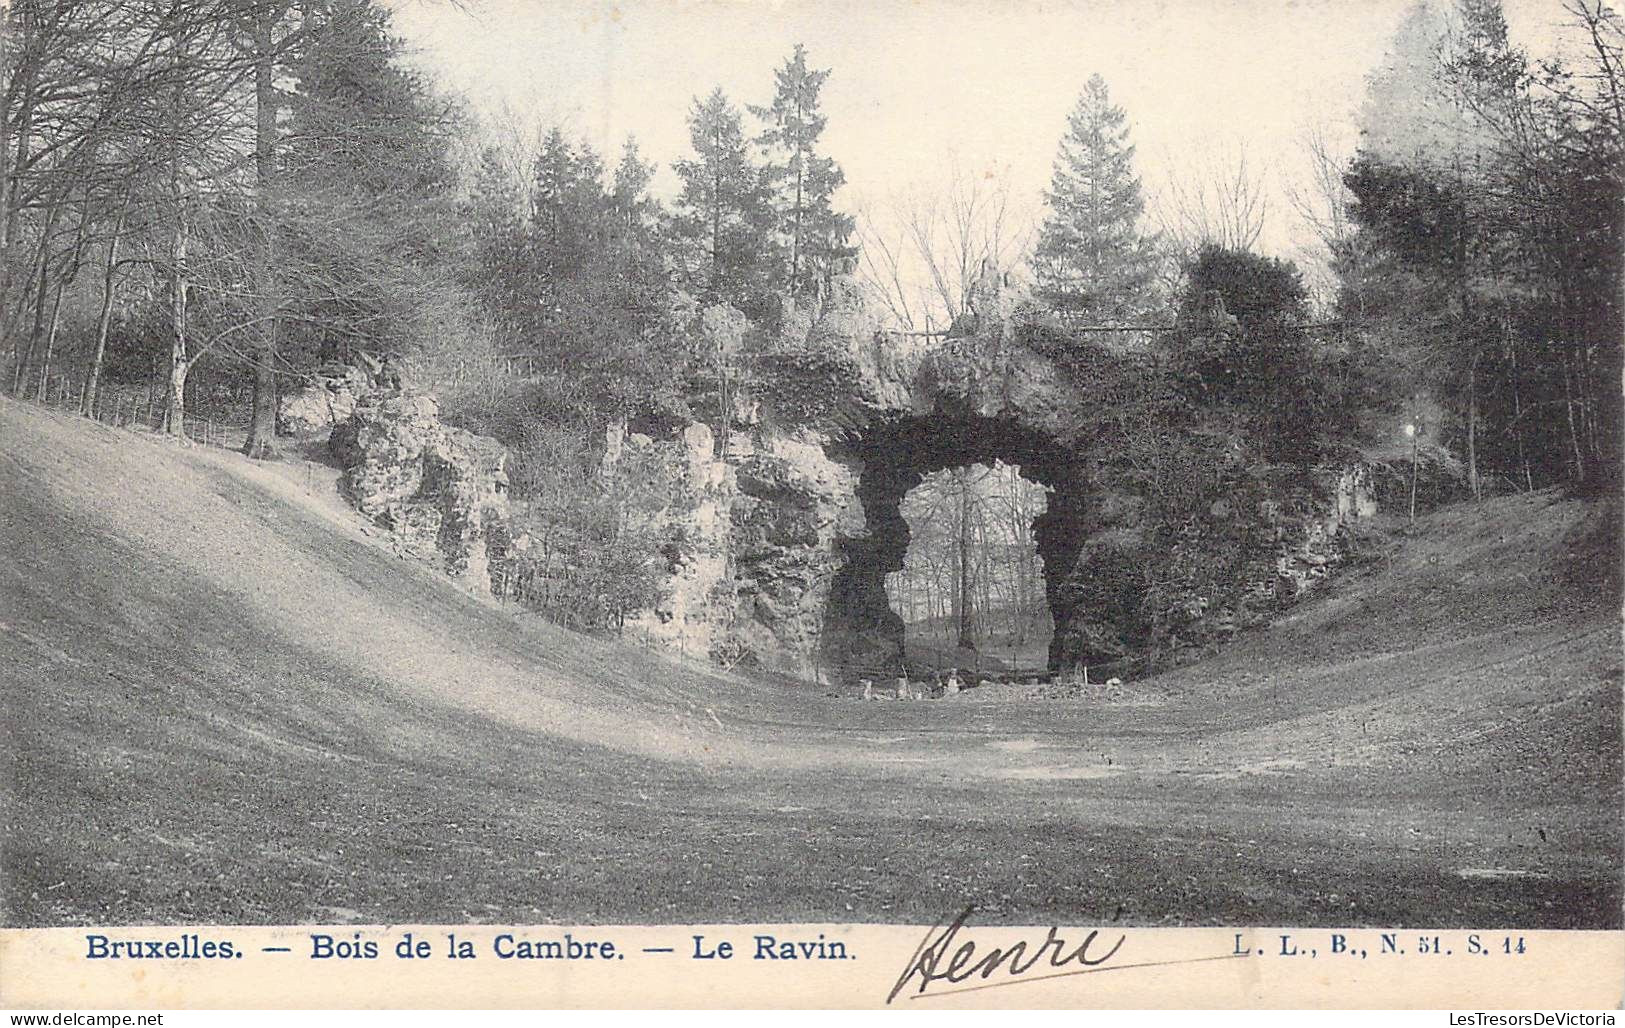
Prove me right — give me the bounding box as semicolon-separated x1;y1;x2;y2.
1;0;1621;1009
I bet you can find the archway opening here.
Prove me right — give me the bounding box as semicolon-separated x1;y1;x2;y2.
821;408;1093;681
884;461;1053;678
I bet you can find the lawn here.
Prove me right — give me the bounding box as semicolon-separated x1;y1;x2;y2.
2;397;1618;928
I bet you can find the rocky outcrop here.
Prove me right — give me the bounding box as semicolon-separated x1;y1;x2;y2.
616;422;736;660
604;418;863;676
328;389;512;595
324;269;1403;682
729;430;864;674
1126;466;1382;663
278;365;372;436
604;270;1401;680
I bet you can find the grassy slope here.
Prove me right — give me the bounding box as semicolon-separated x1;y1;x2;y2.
2;396;1618;928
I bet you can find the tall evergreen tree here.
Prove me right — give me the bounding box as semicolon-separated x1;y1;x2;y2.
610;136;657;242
461;145;530;333
1033;74;1159;322
750;44;854;296
276;0;461;367
671;87;780;320
464;126;682;420
532;127;608;269
285;0;458;210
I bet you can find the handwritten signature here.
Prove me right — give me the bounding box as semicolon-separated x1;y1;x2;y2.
888;906;1127;1003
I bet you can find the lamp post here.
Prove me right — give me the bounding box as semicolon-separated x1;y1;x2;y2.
1405;420;1420;523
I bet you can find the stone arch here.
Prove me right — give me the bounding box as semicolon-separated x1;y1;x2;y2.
819;403;1099;678
680;282;1164;680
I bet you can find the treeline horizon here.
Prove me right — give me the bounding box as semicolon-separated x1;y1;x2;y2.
3;0;1619;640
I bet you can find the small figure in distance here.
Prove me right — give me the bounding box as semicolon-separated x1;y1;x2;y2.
944;668;961;697
896;676;909;701
861;678;874;702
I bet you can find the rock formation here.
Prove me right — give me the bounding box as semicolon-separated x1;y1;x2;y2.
316;268;1394;682
327;388;513;596
278;364;372;436
603;271;1388;680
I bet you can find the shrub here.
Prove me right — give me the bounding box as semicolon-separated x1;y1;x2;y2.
501;420;673;634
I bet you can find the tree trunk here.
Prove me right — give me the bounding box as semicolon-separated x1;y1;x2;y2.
35;275;68;402
1465;357;1480;501
13;184;68;396
709;152;721;297
1504;312;1533;491
1453;171;1479;501
243;4;281;459
13;225;56;395
956;472;974;651
791;135;803;290
166;348;191;440
1578;340;1599;466
0;7;12;360
165;168;190;439
1561;350;1586;485
0;1;32;364
0;2;12;259
6;268;37;391
82;202;127;417
36;197;93;402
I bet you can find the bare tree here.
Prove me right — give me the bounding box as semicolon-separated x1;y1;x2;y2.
242;0;291;459
855;156;1034;332
2;0;265;418
887;460;1050;665
1561;0;1625;139
1149;139;1271;293
853;203;924;331
79;185;130;415
1283;120;1357;312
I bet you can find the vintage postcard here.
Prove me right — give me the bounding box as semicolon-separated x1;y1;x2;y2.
1;0;1620;1011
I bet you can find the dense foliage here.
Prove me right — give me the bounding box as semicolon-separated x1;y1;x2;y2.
0;0;465;455
5;0;1617;648
1337;0;1622;493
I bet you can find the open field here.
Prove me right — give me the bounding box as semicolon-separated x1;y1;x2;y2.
2;396;1619;928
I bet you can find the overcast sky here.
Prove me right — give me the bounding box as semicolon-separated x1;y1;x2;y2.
384;0;1574;272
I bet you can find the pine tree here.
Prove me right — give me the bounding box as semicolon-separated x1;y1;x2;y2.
532;127;576;251
1355;1;1461;168
672;87;780;319
467;127;682;419
532;128;608;272
610;136;660;252
1033;74;1159;322
750;44;855;296
276;0;462;364
462;145;530;333
285;0;458;219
